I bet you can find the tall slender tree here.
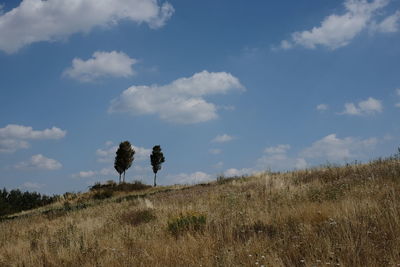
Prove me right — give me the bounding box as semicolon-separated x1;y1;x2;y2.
150;145;165;187
114;141;135;183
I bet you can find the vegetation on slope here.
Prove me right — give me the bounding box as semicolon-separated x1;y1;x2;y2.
0;189;57;217
1;156;400;266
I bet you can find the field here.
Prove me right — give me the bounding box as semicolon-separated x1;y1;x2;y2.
1;157;400;266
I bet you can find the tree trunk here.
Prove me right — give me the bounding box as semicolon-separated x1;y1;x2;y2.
119;174;121;184
154;173;157;187
123;171;126;183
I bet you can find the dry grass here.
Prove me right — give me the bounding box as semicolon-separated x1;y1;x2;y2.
1;158;400;266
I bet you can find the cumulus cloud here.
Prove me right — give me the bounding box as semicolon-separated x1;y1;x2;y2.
167;171;213;185
63;51;137;82
341;97;383;115
109;71;245;124
316;104;329;111
212;134;235;143
301;134;378;161
257;144;307;171
0;0;174;53
224;168;255;177
15;154;62;170
280;0;395;50
96;141;151;163
0;124;66;153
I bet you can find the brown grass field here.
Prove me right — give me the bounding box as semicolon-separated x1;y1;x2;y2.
1;157;400;266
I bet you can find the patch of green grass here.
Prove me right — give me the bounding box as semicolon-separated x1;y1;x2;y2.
167;212;206;238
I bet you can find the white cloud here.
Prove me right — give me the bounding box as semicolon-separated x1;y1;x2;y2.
0;139;30;153
15;154;62;170
72;170;96;178
264;144;291;154
96;141;151;163
295;158;308;169
280;40;293;50
109;70;245;124
0;0;174;53
63;51;137;82
72;168;116;179
280;0;391;50
212;134;235;143
257;144;307;171
0;124;66;153
301;134;378;161
317;104;329;111
395;89;400;107
341;97;383;115
209;148;222;155
224;168;255;177
167;171;213;185
21;182;45;190
0;124;66;139
371;10;400;32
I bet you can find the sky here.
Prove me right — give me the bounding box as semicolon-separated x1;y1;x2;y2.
0;0;400;194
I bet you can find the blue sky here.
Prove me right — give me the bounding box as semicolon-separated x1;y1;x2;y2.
0;0;399;194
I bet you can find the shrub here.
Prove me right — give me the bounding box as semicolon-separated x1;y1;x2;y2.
92;190;113;200
121;209;156;226
89;180;151;193
167;212;206;238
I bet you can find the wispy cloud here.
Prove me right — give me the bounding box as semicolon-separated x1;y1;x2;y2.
316;104;329;111
371;10;400;33
21;182;45;190
209;148;222;155
280;0;397;50
395;88;400;107
72;168;114;178
167;171;213;185
212;134;235;143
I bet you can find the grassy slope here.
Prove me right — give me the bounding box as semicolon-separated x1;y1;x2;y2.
1;158;400;266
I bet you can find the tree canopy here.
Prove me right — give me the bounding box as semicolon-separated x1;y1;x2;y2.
114;141;135;183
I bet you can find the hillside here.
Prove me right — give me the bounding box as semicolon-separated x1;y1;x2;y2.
1;157;400;266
